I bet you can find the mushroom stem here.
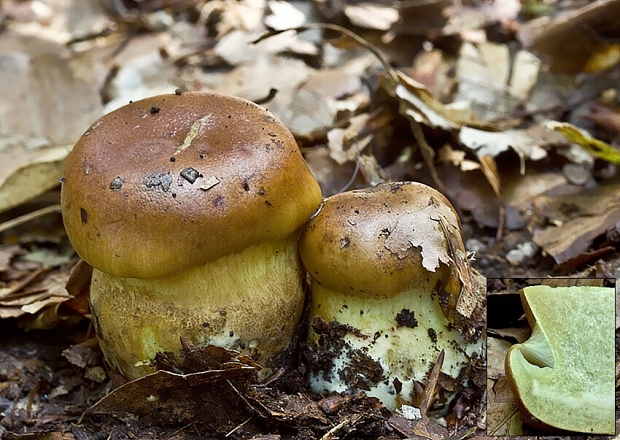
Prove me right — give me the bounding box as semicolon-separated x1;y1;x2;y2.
61;92;323;380
299;182;484;411
308;276;479;409
91;237;304;379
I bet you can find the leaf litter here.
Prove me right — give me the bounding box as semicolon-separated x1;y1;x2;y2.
2;0;620;438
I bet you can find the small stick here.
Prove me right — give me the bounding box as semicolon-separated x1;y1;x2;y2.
0;204;61;234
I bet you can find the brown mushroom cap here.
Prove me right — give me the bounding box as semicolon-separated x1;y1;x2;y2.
298;182;463;299
61;91;322;279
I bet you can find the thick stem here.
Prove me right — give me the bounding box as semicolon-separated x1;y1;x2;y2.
307;277;481;410
90;237;305;379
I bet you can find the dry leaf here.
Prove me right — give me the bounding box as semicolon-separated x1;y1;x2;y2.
437;145;480;172
487;376;523;435
0;51;102;213
502;171;567;211
343;3;399;31
0;244;24;271
326;113;373;165
458;126;554;166
63;338;100;369
264;0;306;31
442;0;520;36
509;50;542;101
0;261;77;327
357;154;386;187
89;346;259;424
393;71;461;131
103;33;182;113
533;182;620;265
200;0;265;36
392;1;448;37
383;204;456;272
6;0;111;45
454;42;540;122
517;0;620;73
304;146;361;197
282;67;368;138
216;55;311;127
584;102;620;136
409;50;454;101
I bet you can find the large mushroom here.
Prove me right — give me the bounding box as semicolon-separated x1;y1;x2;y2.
298;182;483;410
61;91;323;380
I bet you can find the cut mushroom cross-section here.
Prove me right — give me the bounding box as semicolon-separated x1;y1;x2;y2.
505;285;615;435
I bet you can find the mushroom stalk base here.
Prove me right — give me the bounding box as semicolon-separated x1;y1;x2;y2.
307;280;481;411
90;237;305;380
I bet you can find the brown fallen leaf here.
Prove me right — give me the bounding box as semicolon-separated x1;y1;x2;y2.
89;344;259;425
454;42;539;123
304;146;362;197
246;388;329;426
583;102;620;136
326;113;373;165
533;181;620;265
0;254;86;327
343;2;399;31
517;0;620;73
0;51;102;213
88;368;256;423
442;0;521;37
63;338;101;370
486;375;523;435
0;244;24;272
479;155;505;241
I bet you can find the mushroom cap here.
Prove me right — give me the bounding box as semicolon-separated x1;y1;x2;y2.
61;91;322;279
298;182;463;298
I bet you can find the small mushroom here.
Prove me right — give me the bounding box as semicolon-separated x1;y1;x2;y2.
505;285;615;434
61;91;323;379
298;182;483;410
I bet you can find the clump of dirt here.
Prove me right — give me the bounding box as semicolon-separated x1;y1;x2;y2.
0;315;485;439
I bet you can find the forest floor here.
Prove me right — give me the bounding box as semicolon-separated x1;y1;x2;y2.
1;0;620;438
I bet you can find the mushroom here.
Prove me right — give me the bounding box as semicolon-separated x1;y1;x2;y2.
61;91;323;380
298;182;483;410
505;285;615;434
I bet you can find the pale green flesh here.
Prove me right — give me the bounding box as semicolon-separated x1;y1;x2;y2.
506;285;615;434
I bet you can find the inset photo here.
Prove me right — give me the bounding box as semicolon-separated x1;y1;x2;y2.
486;278;616;436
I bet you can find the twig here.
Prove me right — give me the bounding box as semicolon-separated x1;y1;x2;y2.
409;120;447;195
171;421;196;437
226;379;258;415
337;139;361;194
252;24;399;84
262;367;286;387
419;350;444;417
225;415;253;437
320;414;362;440
0;204;62;234
0;267;52;300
